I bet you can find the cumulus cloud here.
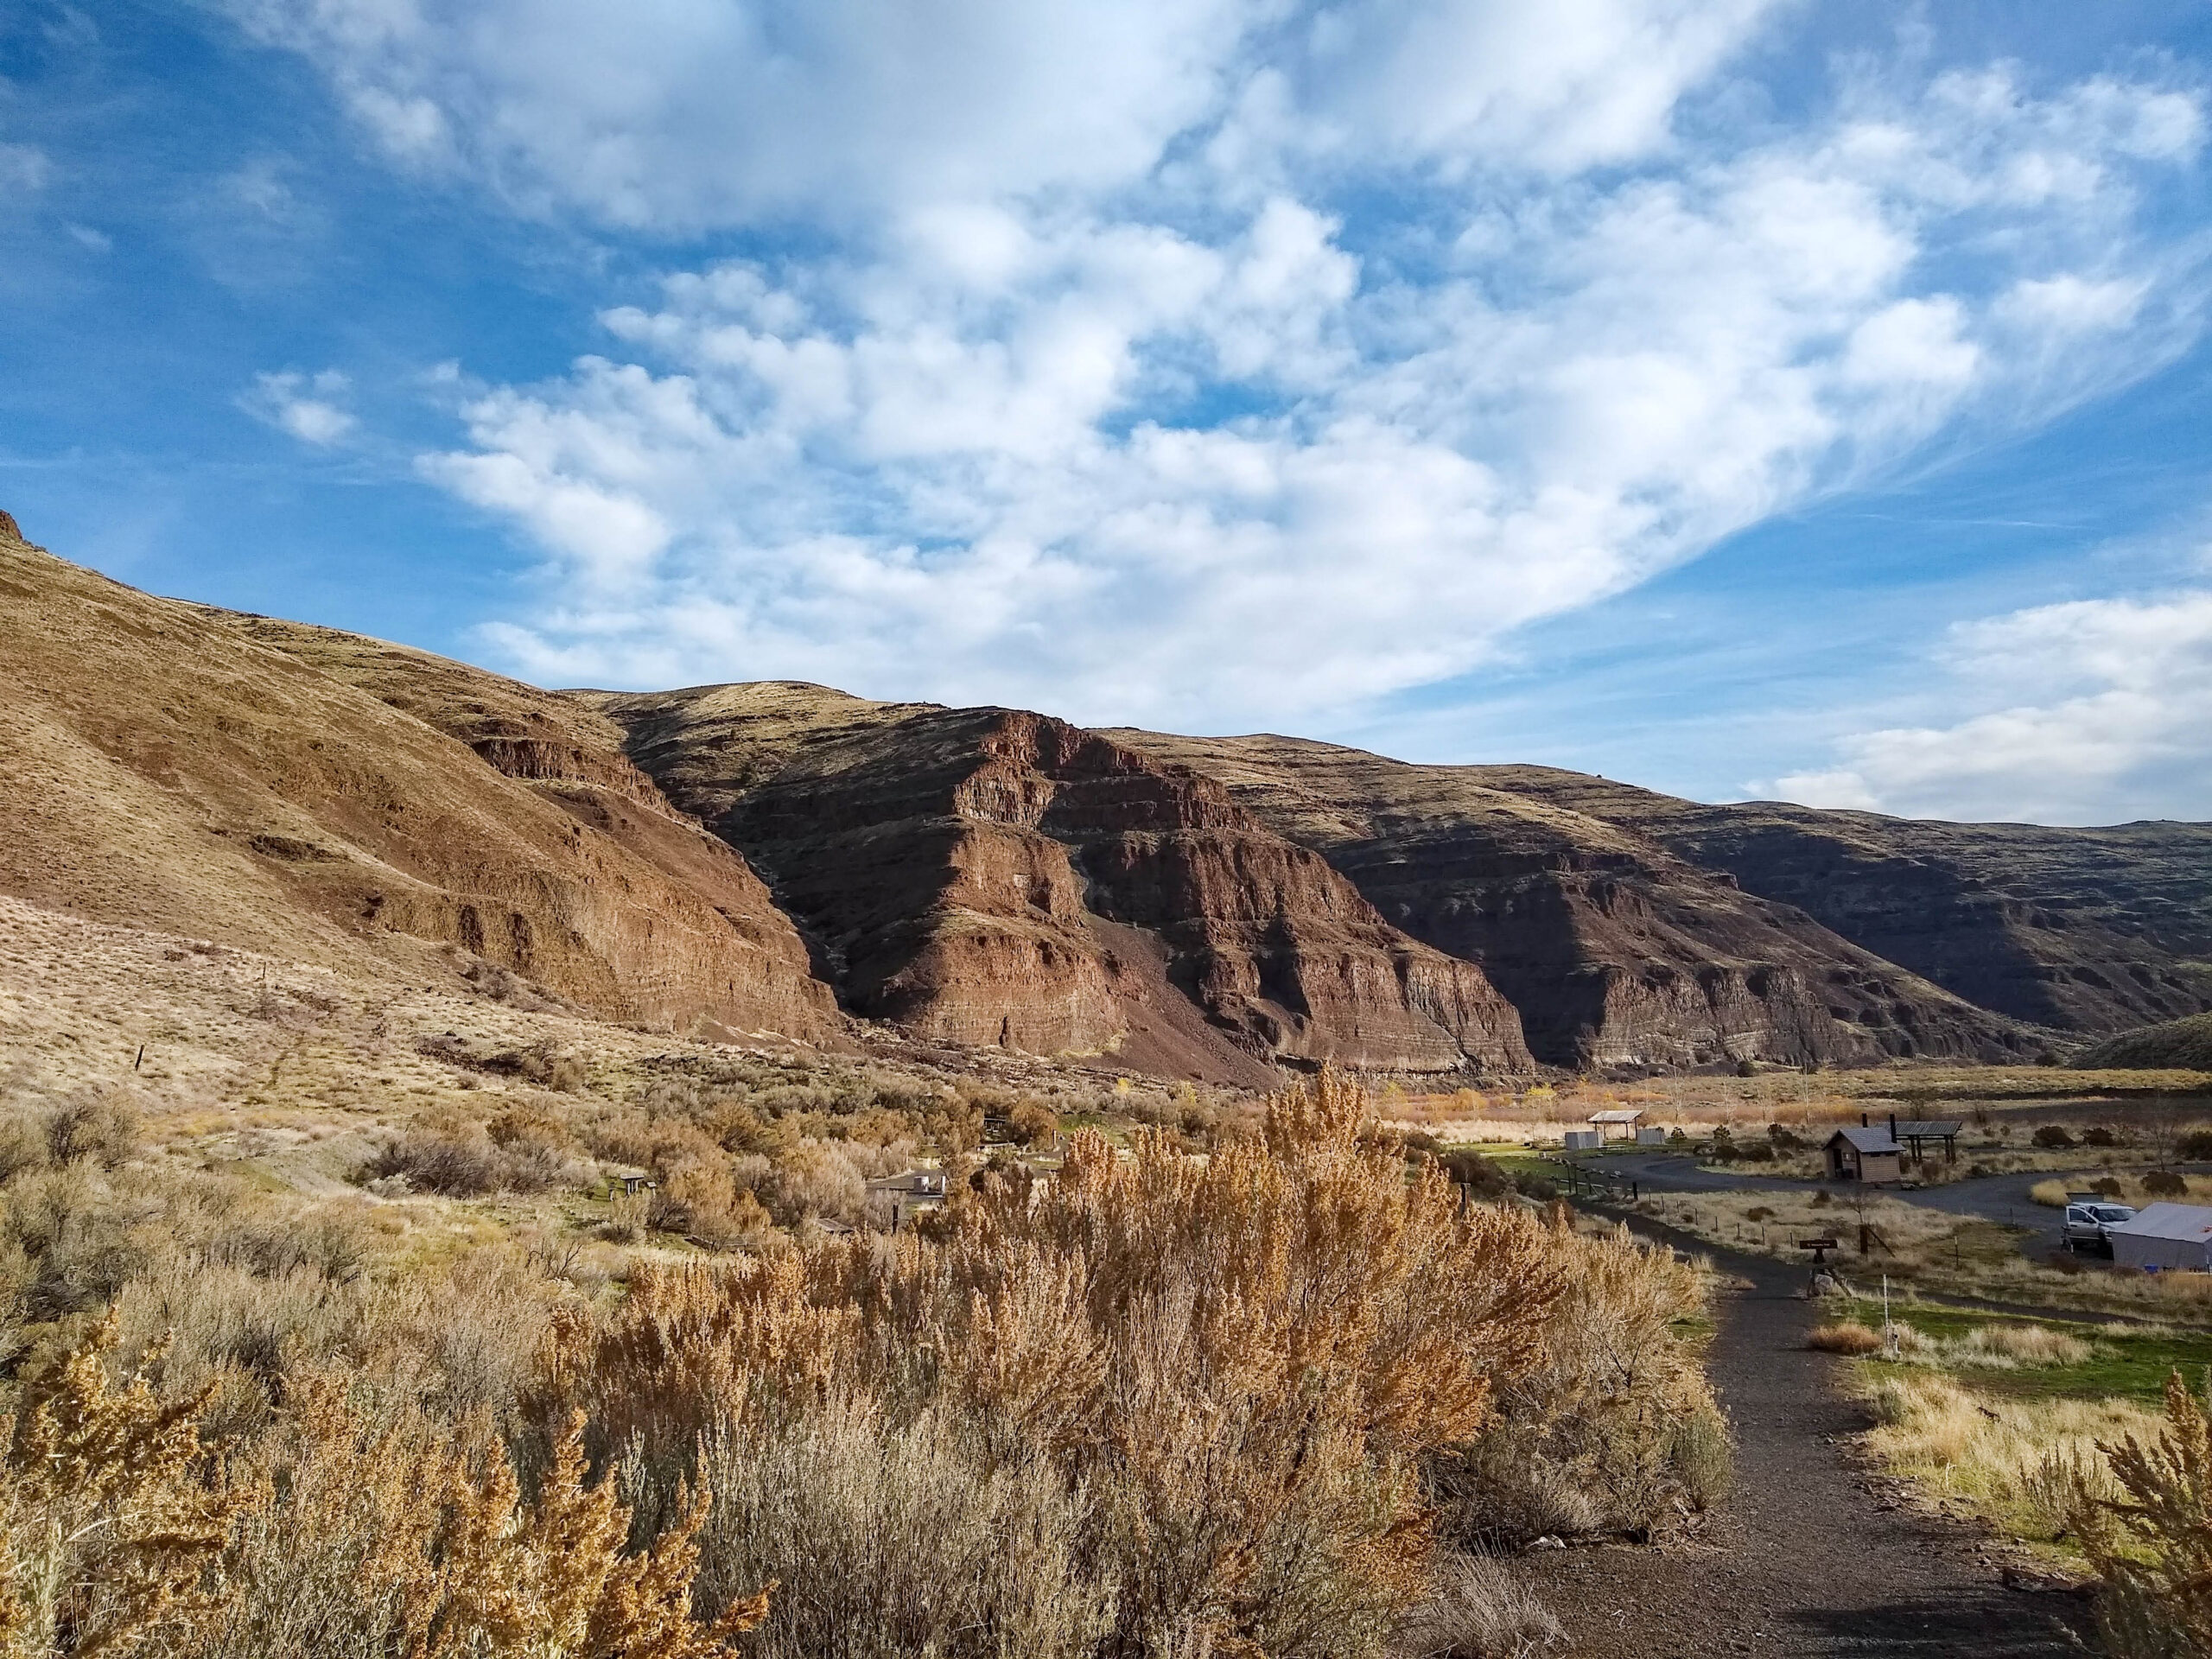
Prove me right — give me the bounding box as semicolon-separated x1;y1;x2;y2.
1770;588;2212;823
223;0;1792;229
232;2;2211;739
243;371;357;446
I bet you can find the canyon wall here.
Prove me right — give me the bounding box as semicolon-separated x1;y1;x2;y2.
587;684;1533;1079
1105;733;2037;1069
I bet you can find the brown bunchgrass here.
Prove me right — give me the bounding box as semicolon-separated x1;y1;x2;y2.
1809;1321;1884;1356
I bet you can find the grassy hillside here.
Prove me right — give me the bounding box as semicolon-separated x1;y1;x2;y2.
2078;1010;2212;1072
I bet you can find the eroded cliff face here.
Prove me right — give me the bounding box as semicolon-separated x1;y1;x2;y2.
0;533;837;1040
1103;733;2036;1069
584;685;1532;1079
1459;768;2212;1037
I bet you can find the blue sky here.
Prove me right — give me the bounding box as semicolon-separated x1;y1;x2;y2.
4;1;2210;824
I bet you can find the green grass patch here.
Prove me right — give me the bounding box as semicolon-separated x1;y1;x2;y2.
1833;1297;2212;1406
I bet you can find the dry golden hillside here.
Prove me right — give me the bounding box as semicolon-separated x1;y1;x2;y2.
0;528;836;1041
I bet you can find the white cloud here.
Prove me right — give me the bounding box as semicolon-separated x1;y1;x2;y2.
225;0;1790;230
1771;589;2212;823
243;371;357;446
230;3;2212;745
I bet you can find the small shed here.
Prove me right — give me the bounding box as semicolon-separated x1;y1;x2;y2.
1635;1126;1668;1147
1825;1126;1903;1185
1562;1128;1604;1152
2108;1203;2212;1272
1588;1109;1644;1141
868;1168;950;1232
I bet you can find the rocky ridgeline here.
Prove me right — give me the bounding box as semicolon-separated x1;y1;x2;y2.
1103;732;2038;1069
5;518;2206;1082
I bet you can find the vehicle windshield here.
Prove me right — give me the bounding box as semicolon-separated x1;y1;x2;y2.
2094;1206;2136;1222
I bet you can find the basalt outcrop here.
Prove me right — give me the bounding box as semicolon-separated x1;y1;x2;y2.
0;530;836;1040
1457;769;2212;1037
583;683;1533;1080
1103;732;2037;1069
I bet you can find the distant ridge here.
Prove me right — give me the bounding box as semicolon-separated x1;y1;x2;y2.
5;517;2207;1081
2078;1012;2212;1072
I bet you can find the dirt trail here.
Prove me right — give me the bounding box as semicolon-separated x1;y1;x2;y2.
1521;1232;2098;1656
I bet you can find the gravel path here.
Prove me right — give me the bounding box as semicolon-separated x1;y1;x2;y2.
1519;1227;2098;1656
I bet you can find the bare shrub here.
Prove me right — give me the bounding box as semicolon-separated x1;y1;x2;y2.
551;1070;1567;1659
1439;1220;1726;1547
765;1141;866;1226
364;1115;504;1197
175;1383;764;1659
689;1397;1112;1658
0;1316;242;1655
365;1110;575;1198
43;1090;143;1168
1008;1098;1059;1148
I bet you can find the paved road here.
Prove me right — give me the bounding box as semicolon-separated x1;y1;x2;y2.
1588;1152;2212;1258
1521;1220;2097;1656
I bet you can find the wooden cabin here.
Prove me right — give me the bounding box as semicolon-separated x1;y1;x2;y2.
1824;1126;1903;1185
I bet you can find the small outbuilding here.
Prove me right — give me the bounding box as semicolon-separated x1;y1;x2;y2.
868;1168;950;1232
1562;1129;1604;1152
2107;1203;2212;1272
1587;1109;1644;1141
1635;1126;1668;1147
1824;1126;1903;1185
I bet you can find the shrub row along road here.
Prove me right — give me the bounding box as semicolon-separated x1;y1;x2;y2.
1521;1224;2095;1656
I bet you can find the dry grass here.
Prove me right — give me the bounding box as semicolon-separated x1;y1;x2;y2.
2029;1173;2212;1209
1391;1552;1567;1658
1809;1321;1883;1355
1857;1370;2149;1547
1634;1188;1961;1267
0;985;1719;1659
1935;1254;2212;1320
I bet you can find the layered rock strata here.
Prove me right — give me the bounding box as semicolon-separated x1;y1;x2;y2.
586;683;1533;1080
1104;733;2036;1069
0;530;836;1040
1459;769;2212;1036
